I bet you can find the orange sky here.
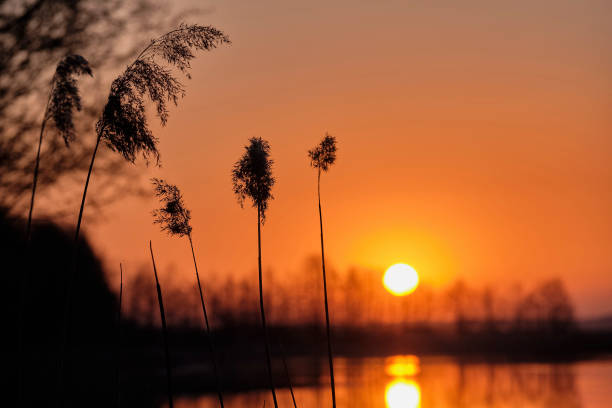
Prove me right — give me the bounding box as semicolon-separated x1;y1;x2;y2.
81;0;611;318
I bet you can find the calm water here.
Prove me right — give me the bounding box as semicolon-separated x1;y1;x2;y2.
174;355;612;408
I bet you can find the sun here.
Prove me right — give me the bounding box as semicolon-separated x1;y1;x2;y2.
383;263;419;296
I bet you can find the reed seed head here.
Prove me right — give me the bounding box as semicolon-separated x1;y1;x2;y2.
151;177;192;237
96;24;230;165
48;54;93;145
308;133;337;172
232;137;275;222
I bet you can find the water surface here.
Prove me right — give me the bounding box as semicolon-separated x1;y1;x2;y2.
175;355;612;408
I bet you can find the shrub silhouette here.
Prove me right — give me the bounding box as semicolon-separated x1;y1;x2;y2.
308;132;338;408
232;137;278;408
152;178;225;408
0;208;116;407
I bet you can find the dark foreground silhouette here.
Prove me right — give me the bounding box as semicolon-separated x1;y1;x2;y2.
2;208;117;406
4;211;612;407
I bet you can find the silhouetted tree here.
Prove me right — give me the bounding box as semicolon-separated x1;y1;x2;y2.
232;137;278;408
161;268;200;328
481;286;497;333
308;132;338;408
237;279;259;326
125;265;157;326
343;268;363;327
152;178;225;408
148;241;173;408
302;255;323;327
537;279;575;333
514;278;575;333
447;280;470;335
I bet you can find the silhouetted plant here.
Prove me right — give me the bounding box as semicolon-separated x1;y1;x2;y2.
59;24;229;406
26;54;92;243
308;132;338;408
152;178;225;408
279;341;299;408
232;137;278;408
0;0;165;214
149;241;174;408
19;54;91;407
75;23;230;245
152;179;192;236
116;263;123;408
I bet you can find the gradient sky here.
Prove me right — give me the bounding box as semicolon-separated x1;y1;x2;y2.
82;0;611;318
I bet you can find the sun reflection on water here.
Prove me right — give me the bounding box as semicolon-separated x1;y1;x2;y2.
385;355;420;377
385;379;421;408
385;355;421;408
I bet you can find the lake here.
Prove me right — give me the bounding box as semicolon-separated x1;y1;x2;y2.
173;355;612;408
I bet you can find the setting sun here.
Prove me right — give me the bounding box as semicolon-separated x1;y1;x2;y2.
383;264;419;296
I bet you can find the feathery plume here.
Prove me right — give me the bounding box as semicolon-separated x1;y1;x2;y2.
308;133;337;172
48;54;93;146
96;24;230;164
232;137;275;221
151;178;192;237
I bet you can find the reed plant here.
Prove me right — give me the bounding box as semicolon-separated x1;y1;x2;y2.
25;55;92;243
151;178;225;408
279;341;298;408
74;23;230;258
58;25;229;405
308;133;338;408
232;137;278;408
19;54;91;407
116;263;123;408
149;241;174;408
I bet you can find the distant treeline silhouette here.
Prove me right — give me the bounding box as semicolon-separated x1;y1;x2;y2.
119;258;576;335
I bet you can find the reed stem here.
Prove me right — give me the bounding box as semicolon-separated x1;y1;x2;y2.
116;263;123;408
58;133;102;407
188;234;224;408
258;206;278;408
279;341;298;408
20;96;51;406
149;241;174;408
318;169;336;408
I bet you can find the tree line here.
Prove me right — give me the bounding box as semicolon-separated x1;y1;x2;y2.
122;262;576;335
